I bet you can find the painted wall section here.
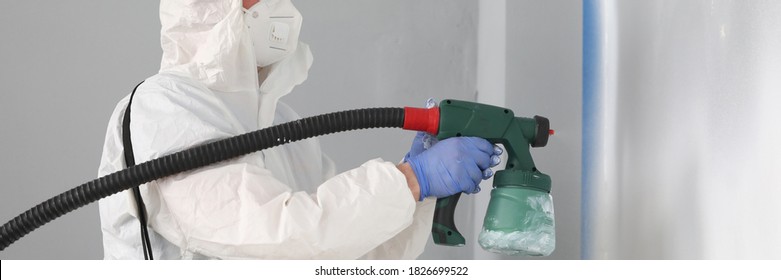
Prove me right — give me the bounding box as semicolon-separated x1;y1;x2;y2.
583;0;781;259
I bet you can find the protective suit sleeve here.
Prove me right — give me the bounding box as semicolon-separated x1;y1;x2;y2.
150;158;417;259
129;78;419;259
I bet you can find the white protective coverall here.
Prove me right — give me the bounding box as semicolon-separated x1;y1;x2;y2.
97;0;435;259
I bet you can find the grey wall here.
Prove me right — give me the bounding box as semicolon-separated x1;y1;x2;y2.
0;1;477;259
286;0;477;175
0;1;161;259
469;0;582;260
504;1;582;260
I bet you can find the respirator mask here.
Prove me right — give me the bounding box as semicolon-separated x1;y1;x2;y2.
244;0;303;67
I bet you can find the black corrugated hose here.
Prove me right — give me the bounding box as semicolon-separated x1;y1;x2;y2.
0;107;405;251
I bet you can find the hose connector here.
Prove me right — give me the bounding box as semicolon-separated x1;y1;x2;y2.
402;107;440;135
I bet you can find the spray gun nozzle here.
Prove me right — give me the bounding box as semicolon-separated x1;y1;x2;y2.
532;115;550;147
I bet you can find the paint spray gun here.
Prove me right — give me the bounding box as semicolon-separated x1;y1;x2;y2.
1;99;553;256
404;99;554;256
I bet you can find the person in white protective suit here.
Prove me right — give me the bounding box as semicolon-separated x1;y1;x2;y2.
97;0;500;259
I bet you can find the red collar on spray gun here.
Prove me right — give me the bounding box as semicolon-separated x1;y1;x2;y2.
402;107;440;135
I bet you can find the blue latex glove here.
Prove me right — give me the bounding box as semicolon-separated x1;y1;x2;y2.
407;137;500;200
405;132;503;178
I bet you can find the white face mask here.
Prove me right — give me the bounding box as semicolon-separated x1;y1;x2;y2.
244;0;303;67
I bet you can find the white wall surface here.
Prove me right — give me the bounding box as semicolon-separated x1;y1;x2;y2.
583;0;781;259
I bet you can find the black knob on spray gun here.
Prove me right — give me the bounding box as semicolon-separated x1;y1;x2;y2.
403;99;554;256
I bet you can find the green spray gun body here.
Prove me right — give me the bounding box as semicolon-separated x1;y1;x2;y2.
429;100;554;256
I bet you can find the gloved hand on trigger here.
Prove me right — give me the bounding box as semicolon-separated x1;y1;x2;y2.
405;131;503;180
406;137;502;201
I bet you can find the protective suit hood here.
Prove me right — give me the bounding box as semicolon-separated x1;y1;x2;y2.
159;0;312;127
